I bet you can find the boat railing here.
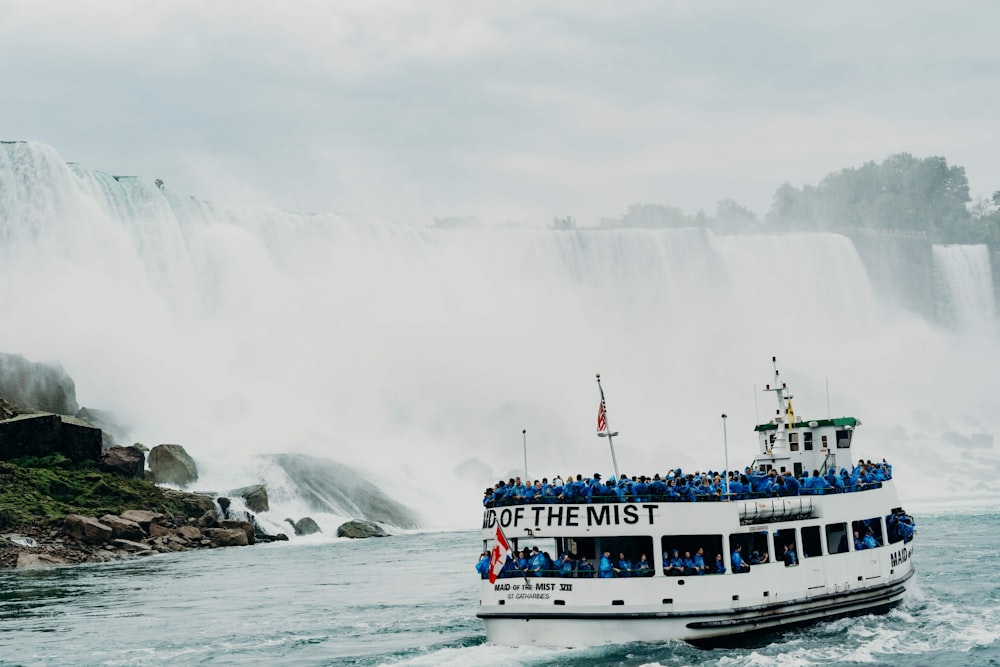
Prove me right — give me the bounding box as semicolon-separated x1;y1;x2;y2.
484;483;882;508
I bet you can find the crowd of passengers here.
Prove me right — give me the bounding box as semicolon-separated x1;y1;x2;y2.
482;460;893;507
475;545;734;579
476;517;914;579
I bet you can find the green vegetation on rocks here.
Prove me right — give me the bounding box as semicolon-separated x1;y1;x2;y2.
0;456;185;531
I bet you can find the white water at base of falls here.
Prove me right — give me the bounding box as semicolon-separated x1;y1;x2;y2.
1;141;998;529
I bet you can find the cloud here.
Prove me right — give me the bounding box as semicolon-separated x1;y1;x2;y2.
2;0;998;222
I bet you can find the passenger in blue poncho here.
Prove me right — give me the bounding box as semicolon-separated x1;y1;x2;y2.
782;472;801;496
636;553;653;577
731;544;750;572
665;549;685;576
615;552;633;577
853;530;865;551
559;553;575;577
599;550;615;578
476;552;490;578
862;531;880;550
691;547;706;575
713;553;726;574
577;557;595;578
528;550;545;576
782;543;798;566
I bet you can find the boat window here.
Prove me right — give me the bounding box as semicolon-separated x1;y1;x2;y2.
852;517;884;549
884;513;910;544
885;514;904;544
789;433;799;451
821;435;828;449
773;528;798;566
836;429;853;449
504;536;655;578
825;522;850;554
804;432;814;451
729;530;770;570
661;534;724;575
592;535;656;577
801;526;822;558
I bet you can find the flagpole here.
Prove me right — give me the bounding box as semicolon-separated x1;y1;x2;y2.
596;373;620;479
722;413;730;502
522;429;528;481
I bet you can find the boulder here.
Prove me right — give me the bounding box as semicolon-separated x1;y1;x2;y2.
218;519;255;545
285;517;321;536
17;552;71;568
229;484;269;513
203;527;249;547
63;515;112;545
119;509;165;531
99;515;145;541
99;445;145;477
148;444;198;487
177;525;202;541
0;413;102;463
148;523;176;539
0;353;79;415
336;519;388;539
197;509;220;529
162;489;216;519
112;538;153;553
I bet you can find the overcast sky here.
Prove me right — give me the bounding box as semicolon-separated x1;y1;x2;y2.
3;1;998;225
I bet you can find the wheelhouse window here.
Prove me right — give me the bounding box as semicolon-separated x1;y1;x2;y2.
836;428;853;449
804;432;814;451
789;433;799;452
825;522;850;554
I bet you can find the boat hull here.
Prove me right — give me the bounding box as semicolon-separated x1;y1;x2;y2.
480;573;910;647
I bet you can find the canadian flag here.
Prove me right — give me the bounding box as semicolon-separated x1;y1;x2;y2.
488;524;512;584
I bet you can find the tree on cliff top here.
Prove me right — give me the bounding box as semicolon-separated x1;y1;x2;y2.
765;153;971;236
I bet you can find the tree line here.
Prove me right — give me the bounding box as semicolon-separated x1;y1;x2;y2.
579;153;1000;247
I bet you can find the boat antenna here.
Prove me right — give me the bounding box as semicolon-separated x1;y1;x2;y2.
522;429;528;480
753;384;759;424
826;377;831;419
595;373;620;479
721;413;730;502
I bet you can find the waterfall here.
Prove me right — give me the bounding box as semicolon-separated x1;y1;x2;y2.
2;141;998;526
932;244;998;337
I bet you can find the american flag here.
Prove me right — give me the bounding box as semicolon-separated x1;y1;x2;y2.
597;398;607;432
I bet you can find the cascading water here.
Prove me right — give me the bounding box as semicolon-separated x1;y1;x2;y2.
932;243;998;337
1;141;998;530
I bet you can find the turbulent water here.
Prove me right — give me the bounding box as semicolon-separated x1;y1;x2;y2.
0;510;996;666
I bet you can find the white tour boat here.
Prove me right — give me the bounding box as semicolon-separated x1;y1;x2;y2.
477;361;916;647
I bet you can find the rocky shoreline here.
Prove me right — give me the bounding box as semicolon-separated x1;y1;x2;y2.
0;467;291;569
0;353;411;569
